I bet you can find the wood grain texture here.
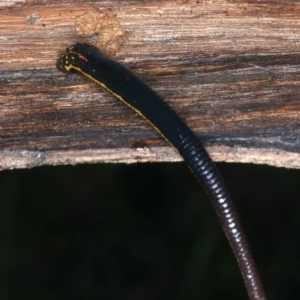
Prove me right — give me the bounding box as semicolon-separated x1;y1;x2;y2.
1;0;300;169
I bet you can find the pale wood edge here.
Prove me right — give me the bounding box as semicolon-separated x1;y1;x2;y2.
0;145;299;170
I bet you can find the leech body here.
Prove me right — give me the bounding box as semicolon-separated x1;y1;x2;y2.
58;43;267;300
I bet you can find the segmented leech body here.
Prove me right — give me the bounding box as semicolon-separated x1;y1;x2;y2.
58;43;267;300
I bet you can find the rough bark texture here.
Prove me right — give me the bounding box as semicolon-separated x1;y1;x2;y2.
1;0;300;169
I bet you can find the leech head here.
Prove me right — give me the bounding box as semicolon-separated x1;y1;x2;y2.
57;45;85;74
56;55;70;74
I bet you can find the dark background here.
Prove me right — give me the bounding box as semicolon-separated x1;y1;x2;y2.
0;161;299;300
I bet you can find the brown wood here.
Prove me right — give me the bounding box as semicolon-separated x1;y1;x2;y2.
1;0;300;170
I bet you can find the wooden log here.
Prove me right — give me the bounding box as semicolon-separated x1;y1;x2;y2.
1;0;300;169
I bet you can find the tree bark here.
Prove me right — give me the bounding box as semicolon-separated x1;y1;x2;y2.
1;0;300;169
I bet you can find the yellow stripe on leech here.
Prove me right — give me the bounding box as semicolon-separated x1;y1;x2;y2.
68;65;136;109
67;63;174;149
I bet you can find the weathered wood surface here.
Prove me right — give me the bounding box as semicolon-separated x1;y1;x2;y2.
1;0;300;170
